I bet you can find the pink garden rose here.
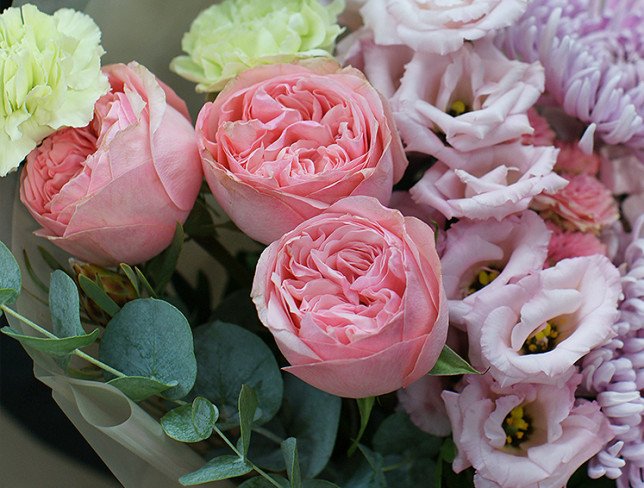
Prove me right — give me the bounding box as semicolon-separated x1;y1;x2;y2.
410;144;567;221
533;173;619;233
440;211;550;326
20;62;202;266
251;196;448;398
196;60;407;244
521;108;556;147
464;255;621;387
546;222;607;266
393;39;544;158
554;141;602;176
443;374;614;488
360;0;528;55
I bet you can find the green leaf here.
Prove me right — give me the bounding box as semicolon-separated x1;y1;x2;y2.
145;223;184;294
248;376;341;479
37;245;67;272
179;455;253;486
99;298;197;399
119;264;140;296
0;240;21;306
428;346;479;376
190;321;283;428
49;270;84;338
348;397;375;456
183;198;216;238
134;267;157;298
303;482;340;488
341;445;386;488
439;437;456;463
372;412;441;487
238;476;289;488
161;397;218;442
23;249;48;295
239;384;259;459
78;274;120;317
282;437;302;488
1;327;99;356
108;376;176;402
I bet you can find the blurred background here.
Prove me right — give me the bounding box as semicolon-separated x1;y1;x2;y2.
1;1;218;485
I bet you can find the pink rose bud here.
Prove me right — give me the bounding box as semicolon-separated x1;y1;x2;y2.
20;62;202;266
196;60;408;244
533;173;620;233
251;196;448;398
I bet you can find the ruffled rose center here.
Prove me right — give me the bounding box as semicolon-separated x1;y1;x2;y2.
218;76;376;187
275;218;406;345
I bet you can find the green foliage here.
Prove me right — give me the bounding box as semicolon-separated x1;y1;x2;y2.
282;437;302;488
99;298;197;399
49;270;84;337
37;245;67;273
429;346;479;376
238;476;289;488
190;321;283;428
348;397;375;456
239;385;259;458
119;264;140;296
0;327;99;355
372;412;442;487
107;376;177;402
179;455;253;486
249;376;341;479
161;397;219;443
145;223;184;294
341;445;387;488
78;274;120;317
0;240;21;306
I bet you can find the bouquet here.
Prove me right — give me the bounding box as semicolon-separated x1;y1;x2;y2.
1;1;642;487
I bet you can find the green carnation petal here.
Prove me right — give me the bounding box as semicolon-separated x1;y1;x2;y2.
170;0;345;93
0;4;109;177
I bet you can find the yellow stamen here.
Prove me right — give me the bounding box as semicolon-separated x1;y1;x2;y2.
503;406;532;447
522;322;559;355
449;100;468;117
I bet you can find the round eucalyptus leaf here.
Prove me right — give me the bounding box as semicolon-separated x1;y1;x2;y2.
161;396;218;443
0;240;21;305
99;298;197;399
191;321;283;428
49;270;84;337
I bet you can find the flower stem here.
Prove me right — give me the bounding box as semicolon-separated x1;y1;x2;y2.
252;426;284;445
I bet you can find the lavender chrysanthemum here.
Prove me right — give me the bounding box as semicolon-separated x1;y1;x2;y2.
581;216;644;487
498;0;644;154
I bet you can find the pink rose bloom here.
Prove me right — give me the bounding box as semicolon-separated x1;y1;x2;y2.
20;62;202;266
410;143;567;221
441;211;550;326
443;374;614;488
251;196;448;398
533;173;620;233
393;40;544;158
196;60;407;244
398;375;452;436
546;222;607;267
554;141;602;176
360;0;528;55
521;108;556;147
464;255;621;387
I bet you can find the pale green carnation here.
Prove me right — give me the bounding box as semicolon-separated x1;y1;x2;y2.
170;0;345;93
0;4;109;177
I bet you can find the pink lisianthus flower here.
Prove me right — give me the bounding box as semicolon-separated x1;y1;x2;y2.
196;60;407;245
546;222;607;266
398;375;452;437
554;141;602;175
441;211;550;326
337;31;413;99
251;196;448;398
533;173;620;233
464;255;621;387
20;62;202;266
443;374;614;488
410;143;567;221
360;0;528;55
521;108;556;147
393;39;544;158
